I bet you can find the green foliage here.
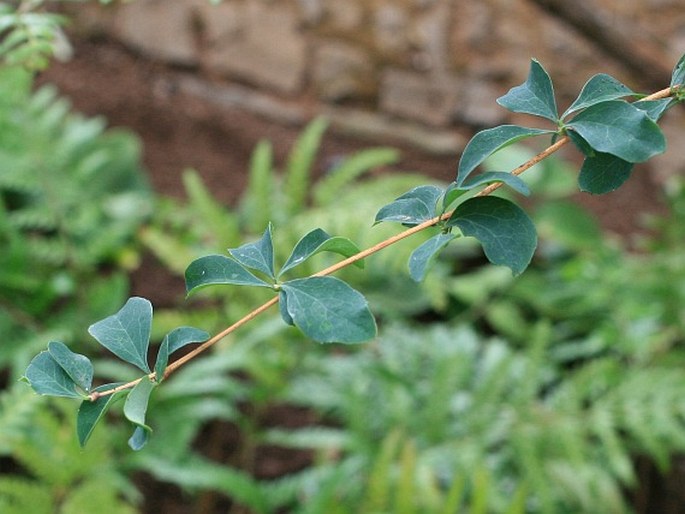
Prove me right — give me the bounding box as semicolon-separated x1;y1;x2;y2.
0;65;150;376
0;390;138;514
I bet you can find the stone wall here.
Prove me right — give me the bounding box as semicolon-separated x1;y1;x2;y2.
71;0;685;161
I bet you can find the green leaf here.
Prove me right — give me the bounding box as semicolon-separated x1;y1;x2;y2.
123;376;155;450
228;223;275;279
408;233;457;282
671;53;685;87
87;297;153;373
128;426;149;451
374;185;443;226
634;99;676;122
284;117;328;215
459;171;531;196
457;125;553;185
577;152;634;194
278;290;294;326
77;382;125;448
23;351;83;399
280;228;363;276
154;327;210;382
185;254;272;296
563;74;634;118
566;100;666;163
280;277;377;343
566;130;596;157
47;341;93;392
497;59;558;122
447;196;537;275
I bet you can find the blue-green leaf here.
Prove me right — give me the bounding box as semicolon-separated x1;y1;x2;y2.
634;99;676;122
185;254;272;296
279;228;363;277
457;126;553;185
154;327;210;382
563;74;634;118
566;130;596;157
228;223;275;279
578;152;634;194
47;341;93;392
77;382;125;448
497;59;558;122
671;53;685;87
87;297;153;373
280;277;376;343
123;376;155;450
23;351;83;399
459;171;531;196
447;196;537;275
278;290;294;326
129;426;149;451
408;233;458;282
566;100;666;163
374;185;443;225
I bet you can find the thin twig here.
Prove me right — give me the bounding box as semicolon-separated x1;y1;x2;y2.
88;85;678;400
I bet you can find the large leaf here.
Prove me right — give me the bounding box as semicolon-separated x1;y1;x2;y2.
123;376;155;450
185;254;272;296
408;232;458;282
88;297;153;373
279;228;363;277
447;196;537;275
77;382;125;448
23;351;83;399
278;290;294;326
563;74;634;118
497;59;558;122
457;125;553;185
280;277;376;343
577;152;634;195
374;185;443;225
566;100;665;163
671;53;685;87
154;326;210;382
228;223;275;279
47;341;93;392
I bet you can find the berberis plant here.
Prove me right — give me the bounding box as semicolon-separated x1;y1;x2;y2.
23;55;685;451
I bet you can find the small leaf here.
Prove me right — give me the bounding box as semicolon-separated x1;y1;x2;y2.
77;382;125;448
442;181;467;210
278;290;294;326
566;100;666;163
671;53;685;87
88;297;153;373
447;196;537;276
279;228;363;277
185;254;272;296
228;223;275;279
459;171;531;196
154;327;210;382
497;59;558;122
563;74;634;118
281;277;377;343
47;341;93;392
634;99;676;122
578;152;634;194
123;376;155;450
128;426;149;451
23;351;83;399
408;233;457;282
457;125;553;185
374;185;443;225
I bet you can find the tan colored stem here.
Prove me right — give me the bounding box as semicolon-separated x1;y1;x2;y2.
88;85;678;401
